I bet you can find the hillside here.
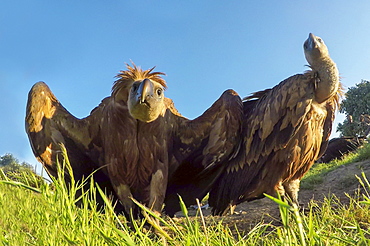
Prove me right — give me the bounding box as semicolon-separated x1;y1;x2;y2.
1;152;370;245
197;158;370;232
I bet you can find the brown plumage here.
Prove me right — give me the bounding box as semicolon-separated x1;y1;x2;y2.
25;63;243;217
207;33;343;215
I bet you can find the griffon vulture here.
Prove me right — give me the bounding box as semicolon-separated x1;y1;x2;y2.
208;33;342;215
164;33;342;216
25;63;243;217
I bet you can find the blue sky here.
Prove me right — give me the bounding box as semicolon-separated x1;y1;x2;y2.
1;1;370;173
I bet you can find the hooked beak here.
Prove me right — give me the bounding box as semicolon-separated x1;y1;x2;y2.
305;33;316;51
136;79;154;104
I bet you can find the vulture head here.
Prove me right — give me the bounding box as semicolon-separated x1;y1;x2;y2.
128;78;166;122
304;33;329;65
304;33;340;103
113;63;167;122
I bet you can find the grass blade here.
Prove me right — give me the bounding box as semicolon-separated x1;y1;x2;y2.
0;179;41;193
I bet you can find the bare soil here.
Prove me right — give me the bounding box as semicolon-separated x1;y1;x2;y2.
173;159;370;233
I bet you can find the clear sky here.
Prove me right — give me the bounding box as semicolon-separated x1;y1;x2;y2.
1;1;370;173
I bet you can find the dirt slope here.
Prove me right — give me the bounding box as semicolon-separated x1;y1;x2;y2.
175;159;370;232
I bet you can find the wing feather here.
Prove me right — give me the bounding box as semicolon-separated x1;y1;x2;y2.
209;72;326;215
316;100;336;159
26;82;91;172
25;82;122;212
164;89;243;216
244;74;314;165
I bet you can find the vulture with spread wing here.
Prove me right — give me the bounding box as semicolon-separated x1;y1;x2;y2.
207;33;342;215
25;63;243;217
164;33;342;216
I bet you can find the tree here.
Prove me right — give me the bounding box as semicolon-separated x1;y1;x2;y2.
0;153;44;188
337;80;370;137
0;153;33;172
0;153;19;167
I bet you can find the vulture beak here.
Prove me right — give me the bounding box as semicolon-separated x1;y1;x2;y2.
304;33;316;52
128;78;165;122
137;79;154;105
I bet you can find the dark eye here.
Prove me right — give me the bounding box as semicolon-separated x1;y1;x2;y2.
157;89;162;96
132;83;139;91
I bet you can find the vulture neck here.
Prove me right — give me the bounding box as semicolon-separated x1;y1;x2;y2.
311;56;339;104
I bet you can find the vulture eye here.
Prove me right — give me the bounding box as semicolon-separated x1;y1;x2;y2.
132;83;139;91
156;88;163;97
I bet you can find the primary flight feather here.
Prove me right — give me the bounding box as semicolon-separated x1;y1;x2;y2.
25;63;243;217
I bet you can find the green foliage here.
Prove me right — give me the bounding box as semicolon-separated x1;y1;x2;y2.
0;153;18;166
0;153;45;188
0;153;33;170
337;80;370;137
1;150;370;244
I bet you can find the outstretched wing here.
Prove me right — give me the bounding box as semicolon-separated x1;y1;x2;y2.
26;82;95;177
164;89;244;216
25;82;121;210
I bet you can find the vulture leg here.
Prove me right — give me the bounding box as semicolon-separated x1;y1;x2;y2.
109;160;168;218
283;179;300;206
115;183;135;216
149;169;167;213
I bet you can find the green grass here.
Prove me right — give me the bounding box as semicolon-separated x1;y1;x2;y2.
301;142;370;190
1;147;370;245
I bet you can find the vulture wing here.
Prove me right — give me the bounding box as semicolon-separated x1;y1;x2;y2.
164;89;244;216
209;73;337;215
209;33;341;215
25;82;121;210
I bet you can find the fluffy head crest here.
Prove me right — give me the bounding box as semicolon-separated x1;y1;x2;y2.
112;62;166;101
